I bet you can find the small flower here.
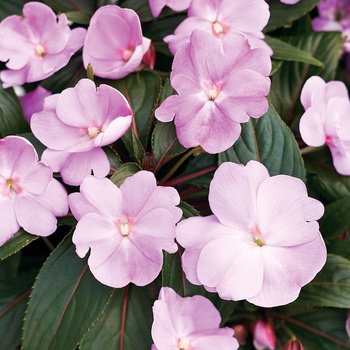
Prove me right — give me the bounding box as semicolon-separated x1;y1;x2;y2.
151;287;239;350
83;5;151;80
312;0;350;52
20;86;51;123
251;320;276;350
148;0;192;17
0;2;86;88
299;76;350;175
0;136;68;246
155;30;271;154
68;171;182;288
164;0;271;55
30;78;132;186
176;161;327;307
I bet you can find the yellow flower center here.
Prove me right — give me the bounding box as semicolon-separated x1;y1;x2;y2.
178;337;190;350
212;21;224;34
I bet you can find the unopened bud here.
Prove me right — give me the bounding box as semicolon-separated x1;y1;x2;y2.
232;324;247;345
283;339;304;350
142;43;156;70
251;319;276;350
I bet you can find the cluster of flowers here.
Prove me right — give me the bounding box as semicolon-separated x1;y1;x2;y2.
0;0;340;348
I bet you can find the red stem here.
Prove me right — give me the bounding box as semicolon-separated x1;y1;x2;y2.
119;284;130;350
0;288;32;318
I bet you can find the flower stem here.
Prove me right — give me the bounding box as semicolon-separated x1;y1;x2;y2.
41;237;55;252
300;145;324;155
158;146;203;185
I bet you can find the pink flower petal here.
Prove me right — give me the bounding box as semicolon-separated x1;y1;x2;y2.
256;175;324;247
209;161;269;230
79;177;123;221
15;195;58;236
0;199;19;246
248;235;327;307
299;107;327;147
197;237;264;300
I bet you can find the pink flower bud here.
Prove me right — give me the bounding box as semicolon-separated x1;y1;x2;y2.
232;324;247;345
142;43;156;70
251;319;276;350
283;339;304;350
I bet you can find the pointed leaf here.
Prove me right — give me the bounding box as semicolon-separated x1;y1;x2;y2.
152;121;186;163
110;162;141;187
80;285;154;350
264;0;321;33
108;72;162;149
278;308;350;350
0;230;38;260
22;233;114;350
219;105;305;180
43;0;95;14
265;35;323;67
162;252;184;296
0;86;28;137
0;271;36;350
269;31;342;122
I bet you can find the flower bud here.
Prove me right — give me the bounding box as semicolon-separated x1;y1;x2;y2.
142;43;156;70
283;339;304;350
232;324;247;345
251;319;276;350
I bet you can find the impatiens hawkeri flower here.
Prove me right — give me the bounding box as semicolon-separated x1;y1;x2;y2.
176;161;326;307
20;86;51;123
155;30;271;154
149;0;192;17
69;172;182;288
312;0;350;52
0;136;68;247
151;287;238;350
251;320;276;350
299;76;350;175
0;2;86;88
164;0;271;54
31;78;132;186
83;5;151;80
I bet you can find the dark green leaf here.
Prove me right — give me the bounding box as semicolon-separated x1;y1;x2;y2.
264;0;321;33
0;270;36;350
0;253;21;281
265;35;323;67
162;252;184;295
43;0;95;14
0;0;25;20
319;197;350;240
219;105;305;180
120;0;153;21
269;31;342;122
304;148;350;202
278;308;350;350
108;71;162;149
0;86;28;137
80;285;154;350
64;11;91;24
178;201;200;219
41;55;86;94
104;146;122;171
328;240;350;261
132;131;145;164
296;254;350;308
22;234;114;350
270;60;283;76
0;230;38;261
152;121;186;164
110;162;142;187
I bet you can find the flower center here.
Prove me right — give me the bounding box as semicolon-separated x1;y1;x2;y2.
118;214;130;236
208;85;218;101
2;178;21;198
212;21;224;35
177;337;191;350
255;237;264;247
35;43;46;58
87;126;101;139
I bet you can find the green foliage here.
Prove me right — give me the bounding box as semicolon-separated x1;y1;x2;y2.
80;285;154;350
22;234;114;350
296;254;350;308
219;105;305;180
0;86;27;137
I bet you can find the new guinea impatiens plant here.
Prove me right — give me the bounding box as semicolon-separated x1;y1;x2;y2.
0;1;350;350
